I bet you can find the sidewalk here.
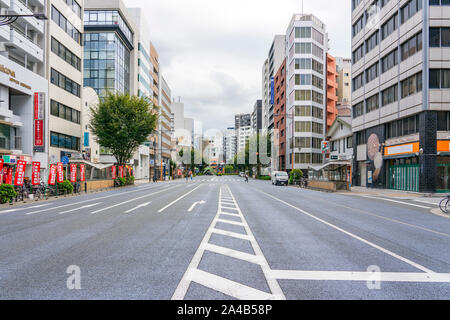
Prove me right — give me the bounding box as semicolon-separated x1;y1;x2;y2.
343;186;442;199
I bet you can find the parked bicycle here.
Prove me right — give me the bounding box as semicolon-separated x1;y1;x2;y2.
439;195;450;214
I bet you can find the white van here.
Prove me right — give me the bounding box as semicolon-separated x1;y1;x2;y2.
271;171;289;186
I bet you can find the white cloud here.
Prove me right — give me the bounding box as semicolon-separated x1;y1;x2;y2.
123;0;351;131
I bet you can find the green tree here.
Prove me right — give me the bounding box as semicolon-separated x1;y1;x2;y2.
289;169;304;185
89;92;158;165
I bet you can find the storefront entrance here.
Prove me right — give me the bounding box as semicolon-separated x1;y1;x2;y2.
388;164;419;192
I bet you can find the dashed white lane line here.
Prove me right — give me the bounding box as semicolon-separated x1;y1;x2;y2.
59;203;102;214
125;202;152;214
25;184;172;216
172;185;286;301
91;185;182;214
271;270;450;283
254;188;435;274
158;184;204;213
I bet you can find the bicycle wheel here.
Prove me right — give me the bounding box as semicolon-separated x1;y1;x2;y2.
439;198;450;214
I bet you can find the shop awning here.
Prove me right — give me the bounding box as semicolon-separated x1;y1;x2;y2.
308;161;350;172
70;159;114;170
384;153;418;160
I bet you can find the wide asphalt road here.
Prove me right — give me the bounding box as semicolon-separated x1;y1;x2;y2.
0;176;449;300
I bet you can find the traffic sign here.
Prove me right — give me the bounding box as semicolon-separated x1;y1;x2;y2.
62;156;70;165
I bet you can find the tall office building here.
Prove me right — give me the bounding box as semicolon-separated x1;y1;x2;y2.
235;113;251;130
351;0;450;193
285;14;328;170
158;76;173;177
251;100;263;134
336;57;352;106
48;0;84;163
0;0;48;177
262;35;285;132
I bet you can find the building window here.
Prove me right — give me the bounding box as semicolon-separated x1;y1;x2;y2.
429;69;450;89
51;37;81;71
365;93;379;113
381;13;398;40
352;72;364;91
382;84;398;106
430;27;450;47
365;62;379;83
400;0;422;24
366;31;379;53
401;32;422;61
352;44;364;64
353;101;364;118
50;100;81;124
381;48;398;74
385;115;420;139
347;137;353;149
64;0;82;18
50;132;80;151
356;130;366;145
401;72;422;98
51;6;81;44
50;68;81;97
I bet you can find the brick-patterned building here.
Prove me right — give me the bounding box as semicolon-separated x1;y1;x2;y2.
274;59;287;171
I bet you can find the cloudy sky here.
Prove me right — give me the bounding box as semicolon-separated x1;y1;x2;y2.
123;0;352;132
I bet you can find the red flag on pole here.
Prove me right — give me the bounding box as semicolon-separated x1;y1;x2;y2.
70;164;77;183
32;162;41;185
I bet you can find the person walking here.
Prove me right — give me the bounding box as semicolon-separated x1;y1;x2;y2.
245;173;249;183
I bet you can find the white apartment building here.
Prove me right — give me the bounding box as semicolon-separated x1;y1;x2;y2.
237;125;252;153
262;35;285;132
351;0;450;193
285;14;328;171
48;0;84;164
0;0;48;178
223;127;236;164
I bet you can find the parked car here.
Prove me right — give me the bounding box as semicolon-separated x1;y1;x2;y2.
239;172;245;177
272;171;289;186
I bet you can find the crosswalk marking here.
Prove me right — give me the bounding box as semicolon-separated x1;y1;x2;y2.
172;185;286;300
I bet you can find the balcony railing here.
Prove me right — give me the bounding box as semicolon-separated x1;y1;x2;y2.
9;28;44;63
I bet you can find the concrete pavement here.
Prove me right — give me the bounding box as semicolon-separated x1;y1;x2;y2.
0;176;449;299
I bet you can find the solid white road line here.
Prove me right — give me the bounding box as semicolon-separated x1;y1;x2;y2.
125;201;152;214
91;185;181;214
255;188;435;274
59;203;102;214
25;184;171;215
271;270;450;283
158;184;203;213
356;195;432;209
0;203;54;214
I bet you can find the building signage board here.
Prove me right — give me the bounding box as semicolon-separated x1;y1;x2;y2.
14;160;27;186
80;164;86;182
70;164;77;183
112;166;117;180
49;165;57;185
57;162;64;183
33;93;45;150
32;162;41;185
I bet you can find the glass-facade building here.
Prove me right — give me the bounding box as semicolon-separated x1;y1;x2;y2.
83;10;134;97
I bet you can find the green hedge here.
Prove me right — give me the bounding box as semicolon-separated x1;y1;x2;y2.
0;184;17;204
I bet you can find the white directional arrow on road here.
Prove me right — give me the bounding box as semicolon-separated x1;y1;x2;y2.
188;201;206;212
59;203;102;214
125;202;152;214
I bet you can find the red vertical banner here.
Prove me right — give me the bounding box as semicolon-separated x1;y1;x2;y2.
111;166;117;180
49;165;57;185
119;166;124;178
6;167;13;185
14;160;27;186
0;159;4;173
70;164;77;183
128;166;132;177
57;162;64;183
32;162;41;185
80;164;86;182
